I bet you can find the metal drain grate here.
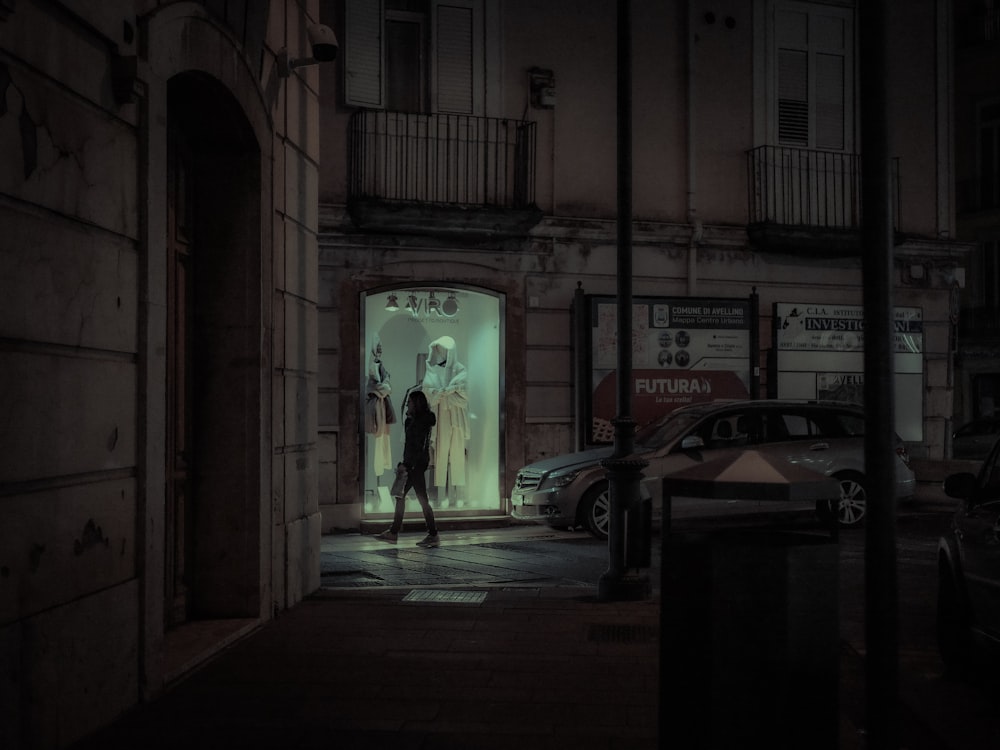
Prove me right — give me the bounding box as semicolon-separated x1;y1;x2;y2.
587;623;658;644
402;590;487;605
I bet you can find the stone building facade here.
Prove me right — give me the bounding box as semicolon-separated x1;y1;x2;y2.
952;0;1000;434
316;1;971;533
1;2;322;747
0;1;982;747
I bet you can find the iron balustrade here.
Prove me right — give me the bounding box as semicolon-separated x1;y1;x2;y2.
746;145;899;232
348;110;537;210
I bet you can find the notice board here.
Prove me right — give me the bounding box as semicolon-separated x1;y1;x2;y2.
587;295;755;444
773;302;923;442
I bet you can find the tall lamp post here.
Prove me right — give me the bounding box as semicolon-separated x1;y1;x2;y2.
860;0;899;746
598;0;651;602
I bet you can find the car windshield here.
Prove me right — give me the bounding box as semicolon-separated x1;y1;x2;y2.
634;411;703;450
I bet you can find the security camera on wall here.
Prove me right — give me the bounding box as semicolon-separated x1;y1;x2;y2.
308;23;339;61
278;23;338;77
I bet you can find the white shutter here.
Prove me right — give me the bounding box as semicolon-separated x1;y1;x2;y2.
432;1;483;115
345;0;384;108
436;6;473;113
778;49;808;146
776;8;808;146
815;53;845;150
771;2;853;151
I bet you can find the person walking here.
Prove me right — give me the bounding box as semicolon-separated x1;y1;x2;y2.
374;389;440;547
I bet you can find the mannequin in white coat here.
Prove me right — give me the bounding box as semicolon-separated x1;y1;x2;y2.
420;335;469;501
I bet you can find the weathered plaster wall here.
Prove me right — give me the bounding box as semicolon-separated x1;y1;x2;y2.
0;1;322;747
0;2;142;746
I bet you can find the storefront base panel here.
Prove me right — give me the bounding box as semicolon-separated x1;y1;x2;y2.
357;515;526;534
321;502;363;534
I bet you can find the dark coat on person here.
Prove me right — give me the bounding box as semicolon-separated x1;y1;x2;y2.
402;411;436;471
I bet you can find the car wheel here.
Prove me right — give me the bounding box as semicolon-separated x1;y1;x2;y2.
579;483;610;539
937;559;973;676
831;471;867;527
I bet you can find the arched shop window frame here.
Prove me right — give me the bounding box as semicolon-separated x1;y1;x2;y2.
359;284;506;519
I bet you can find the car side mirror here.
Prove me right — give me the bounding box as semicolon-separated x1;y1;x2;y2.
942;472;977;500
680;435;704;450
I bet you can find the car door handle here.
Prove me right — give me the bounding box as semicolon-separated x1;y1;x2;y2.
809;442;830;451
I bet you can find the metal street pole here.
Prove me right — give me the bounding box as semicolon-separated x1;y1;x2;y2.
860;1;899;747
598;0;650;602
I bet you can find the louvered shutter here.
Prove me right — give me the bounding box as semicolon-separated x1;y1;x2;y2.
773;3;852;151
778;49;809;146
436;5;473;113
815;53;845;150
981;102;1000;210
433;1;482;115
345;0;384;108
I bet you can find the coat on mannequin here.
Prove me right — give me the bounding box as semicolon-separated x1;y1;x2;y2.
365;335;396;474
421;335;469;489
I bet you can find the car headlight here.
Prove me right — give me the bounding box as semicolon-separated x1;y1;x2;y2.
544;470;580;489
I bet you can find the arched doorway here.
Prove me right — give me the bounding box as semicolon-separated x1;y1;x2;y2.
165;72;263;626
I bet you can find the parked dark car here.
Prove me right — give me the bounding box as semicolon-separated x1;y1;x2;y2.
937;439;1000;671
512;399;916;539
951;417;1000;461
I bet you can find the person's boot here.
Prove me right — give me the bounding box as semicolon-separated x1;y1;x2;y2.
416;533;440;548
374;529;398;544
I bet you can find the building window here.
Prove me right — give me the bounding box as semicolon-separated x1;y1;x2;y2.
972;238;1000;309
386;9;427;112
344;0;482;115
769;1;854;151
979;100;1000;210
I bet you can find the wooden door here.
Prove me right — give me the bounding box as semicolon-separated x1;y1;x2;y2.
165;126;195;627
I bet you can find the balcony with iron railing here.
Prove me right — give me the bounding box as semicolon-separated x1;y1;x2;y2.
347;110;542;238
746;145;900;255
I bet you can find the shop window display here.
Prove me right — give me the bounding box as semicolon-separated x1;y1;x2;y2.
362;287;503;516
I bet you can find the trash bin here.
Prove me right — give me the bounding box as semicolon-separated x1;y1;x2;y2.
657;454;841;748
660;529;839;750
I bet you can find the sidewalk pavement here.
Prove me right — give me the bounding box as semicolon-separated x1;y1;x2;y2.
68;479;957;750
71;586;661;750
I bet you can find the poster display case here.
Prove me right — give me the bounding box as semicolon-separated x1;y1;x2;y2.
772;302;924;442
585;294;757;444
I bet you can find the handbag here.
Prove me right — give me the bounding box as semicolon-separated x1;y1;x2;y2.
390;463;408;498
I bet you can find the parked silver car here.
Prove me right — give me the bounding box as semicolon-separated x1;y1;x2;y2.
937;439;1000;672
511;399;916;539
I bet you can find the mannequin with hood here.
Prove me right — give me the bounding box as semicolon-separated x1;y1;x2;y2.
365;335;396;475
421;335;470;494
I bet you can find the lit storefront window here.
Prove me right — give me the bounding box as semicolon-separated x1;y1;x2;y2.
361;286;504;517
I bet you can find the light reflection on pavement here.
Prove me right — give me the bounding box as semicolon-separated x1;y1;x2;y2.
319;525;643;590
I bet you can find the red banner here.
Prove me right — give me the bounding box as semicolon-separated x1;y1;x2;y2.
591;369;750;439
